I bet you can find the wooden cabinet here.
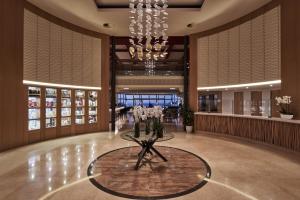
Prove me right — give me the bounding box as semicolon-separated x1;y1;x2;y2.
26;86;101;141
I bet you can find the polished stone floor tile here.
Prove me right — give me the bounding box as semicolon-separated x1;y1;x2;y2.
0;129;299;200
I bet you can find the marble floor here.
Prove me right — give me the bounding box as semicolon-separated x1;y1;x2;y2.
0;128;300;200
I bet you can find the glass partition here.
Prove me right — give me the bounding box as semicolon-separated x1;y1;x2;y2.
75;90;85;125
88;91;98;124
61;89;72;126
45;88;57;128
28;87;41;131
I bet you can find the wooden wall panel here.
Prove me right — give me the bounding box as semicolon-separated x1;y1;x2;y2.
92;38;102;87
24;9;37;81
61;28;72;84
0;1;109;152
251;15;265;82
72;32;83;85
265;6;281;80
197;37;209;87
218;31;229;85
37;17;50;82
50;23;62;83
195;114;300;152
229;27;240;84
251;91;263;116
83;35;93;86
239;21;251;83
234;92;244;115
208;34;218;86
271;90;281;117
99;36;110;131
0;0;25;151
195;6;281;88
189;35;199;112
24;9;102;88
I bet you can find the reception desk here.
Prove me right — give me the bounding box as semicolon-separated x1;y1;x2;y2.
194;112;300;151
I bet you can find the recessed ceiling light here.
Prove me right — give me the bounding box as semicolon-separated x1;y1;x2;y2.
124;88;130;90
170;88;176;90
197;80;281;91
103;23;111;28
23;80;101;90
187;23;194;28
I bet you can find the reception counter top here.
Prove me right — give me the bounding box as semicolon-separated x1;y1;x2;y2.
194;112;300;152
195;112;300;124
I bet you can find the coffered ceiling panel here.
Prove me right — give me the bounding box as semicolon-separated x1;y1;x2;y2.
27;0;272;36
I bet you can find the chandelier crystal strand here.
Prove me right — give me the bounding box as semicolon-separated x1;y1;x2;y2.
128;0;168;61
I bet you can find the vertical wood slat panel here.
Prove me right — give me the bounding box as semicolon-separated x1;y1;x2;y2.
251;15;265;82
92;38;102;87
24;9;102;88
229;27;240;84
218;31;229;85
61;28;72;84
239;21;251;83
72;32;83;85
50;23;62;83
24;9;37;81
37;16;50;82
265;6;280;80
196;6;281;88
82;35;92;86
197;37;209;87
195;114;300;152
208;34;218;86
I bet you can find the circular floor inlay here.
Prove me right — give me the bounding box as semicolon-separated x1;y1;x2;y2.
87;146;211;199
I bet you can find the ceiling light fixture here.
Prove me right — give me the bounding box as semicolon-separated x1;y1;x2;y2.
197;80;281;91
128;0;169;61
103;23;111;28
23;80;102;90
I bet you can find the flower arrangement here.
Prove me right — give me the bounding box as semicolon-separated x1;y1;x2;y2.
132;106;164;137
275;96;293;115
133;106;164;121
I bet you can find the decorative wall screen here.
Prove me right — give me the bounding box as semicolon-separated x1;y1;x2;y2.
24;9;102;87
197;6;281;87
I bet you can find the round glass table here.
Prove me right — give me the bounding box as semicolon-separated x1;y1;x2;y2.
120;130;174;142
120;130;175;170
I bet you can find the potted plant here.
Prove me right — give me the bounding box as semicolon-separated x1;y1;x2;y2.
183;108;194;133
275;96;293;119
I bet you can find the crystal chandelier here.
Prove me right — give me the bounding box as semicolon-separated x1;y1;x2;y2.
145;59;156;75
129;0;169;61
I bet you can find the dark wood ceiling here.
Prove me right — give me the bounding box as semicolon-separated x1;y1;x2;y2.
95;0;205;9
113;36;186;72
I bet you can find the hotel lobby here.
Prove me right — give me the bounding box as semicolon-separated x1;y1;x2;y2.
0;0;300;199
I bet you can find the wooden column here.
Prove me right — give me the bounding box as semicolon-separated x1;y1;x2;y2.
110;37;116;131
189;35;198;112
183;36;189;110
0;0;26;151
281;0;300;119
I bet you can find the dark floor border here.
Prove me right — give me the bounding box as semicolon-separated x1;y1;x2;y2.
87;146;212;200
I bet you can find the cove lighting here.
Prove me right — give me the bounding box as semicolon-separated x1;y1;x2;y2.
197;80;281;91
23;80;102;90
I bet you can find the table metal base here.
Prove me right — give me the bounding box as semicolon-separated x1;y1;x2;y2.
128;136;168;170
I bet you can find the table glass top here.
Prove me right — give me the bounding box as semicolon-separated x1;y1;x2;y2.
120;130;174;142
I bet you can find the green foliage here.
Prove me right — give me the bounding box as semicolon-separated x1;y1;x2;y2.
152;118;164;138
183;107;194;126
134;122;140;138
145;119;151;135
